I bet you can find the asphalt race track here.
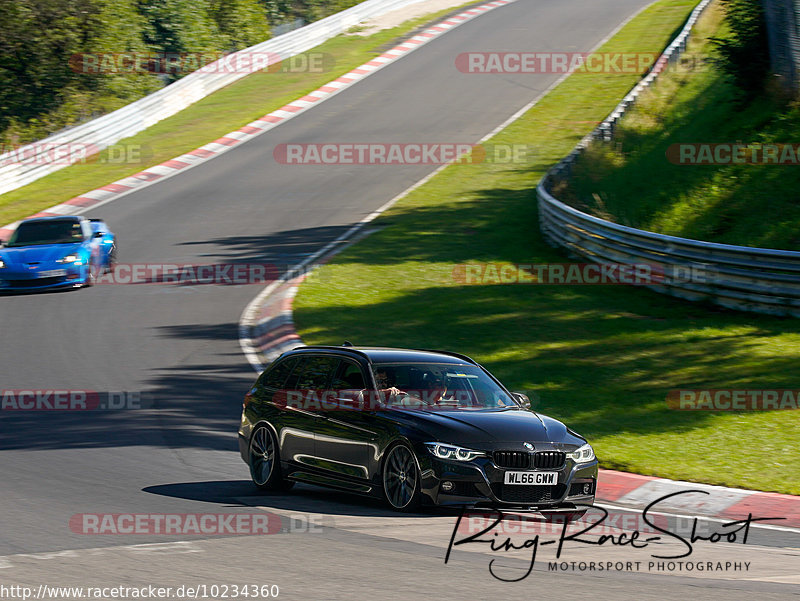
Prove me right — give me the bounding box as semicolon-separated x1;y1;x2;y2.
1;0;798;598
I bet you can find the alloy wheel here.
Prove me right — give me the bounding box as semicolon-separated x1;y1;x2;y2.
383;444;419;510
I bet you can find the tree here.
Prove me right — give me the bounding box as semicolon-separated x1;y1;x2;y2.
0;0;97;134
209;0;271;50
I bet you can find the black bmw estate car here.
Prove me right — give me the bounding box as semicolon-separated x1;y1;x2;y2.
238;345;597;512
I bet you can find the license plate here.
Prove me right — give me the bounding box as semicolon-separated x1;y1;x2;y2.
504;471;558;485
37;269;67;278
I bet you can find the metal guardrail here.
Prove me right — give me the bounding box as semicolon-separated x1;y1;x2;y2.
762;0;800;92
538;0;800;317
0;0;428;196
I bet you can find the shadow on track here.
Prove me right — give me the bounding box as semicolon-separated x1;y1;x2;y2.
143;480;461;518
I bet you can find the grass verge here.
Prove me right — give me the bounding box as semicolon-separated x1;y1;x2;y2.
558;2;800;250
293;0;800;495
0;1;480;226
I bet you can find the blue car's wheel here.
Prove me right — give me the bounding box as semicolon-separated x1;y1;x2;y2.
106;244;117;275
84;265;95;287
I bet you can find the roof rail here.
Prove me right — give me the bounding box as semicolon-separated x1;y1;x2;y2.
412;348;478;365
291;344;371;360
288;345;477;365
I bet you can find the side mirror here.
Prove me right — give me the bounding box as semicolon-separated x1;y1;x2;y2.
94;232;104;239
512;392;531;409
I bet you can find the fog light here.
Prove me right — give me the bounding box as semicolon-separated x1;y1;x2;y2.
583;483;592;495
441;481;454;492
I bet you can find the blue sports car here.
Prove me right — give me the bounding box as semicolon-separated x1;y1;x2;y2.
0;216;117;292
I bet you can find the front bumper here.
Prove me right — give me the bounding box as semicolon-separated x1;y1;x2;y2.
0;266;87;291
418;449;598;509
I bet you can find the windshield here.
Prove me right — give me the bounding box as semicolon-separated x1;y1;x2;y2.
371;362;517;410
6;220;84;247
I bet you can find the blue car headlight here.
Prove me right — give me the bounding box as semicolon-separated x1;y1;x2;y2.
0;258;5;269
567;443;595;464
56;254;82;265
425;442;485;462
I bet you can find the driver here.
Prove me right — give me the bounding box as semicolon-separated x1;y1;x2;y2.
71;223;83;241
375;368;405;404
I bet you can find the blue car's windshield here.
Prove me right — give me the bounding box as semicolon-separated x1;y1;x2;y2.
371;362;517;410
6;220;84;247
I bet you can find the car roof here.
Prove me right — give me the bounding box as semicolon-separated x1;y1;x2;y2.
285;345;477;365
20;215;82;224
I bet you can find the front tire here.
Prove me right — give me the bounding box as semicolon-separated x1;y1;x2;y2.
382;442;422;512
83;266;95;287
248;425;294;491
105;244;117;275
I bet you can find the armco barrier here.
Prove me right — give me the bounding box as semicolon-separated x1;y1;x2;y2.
538;0;800;317
0;0;429;196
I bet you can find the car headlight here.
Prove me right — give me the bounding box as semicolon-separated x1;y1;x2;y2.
56;254;81;264
425;442;485;462
567;443;595;464
0;258;5;269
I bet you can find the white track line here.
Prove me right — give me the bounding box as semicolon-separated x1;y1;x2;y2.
598;501;800;535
